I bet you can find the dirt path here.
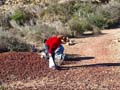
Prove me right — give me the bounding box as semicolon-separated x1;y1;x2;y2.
64;29;120;66
2;29;120;90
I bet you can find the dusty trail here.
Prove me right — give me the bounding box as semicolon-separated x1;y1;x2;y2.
64;29;120;66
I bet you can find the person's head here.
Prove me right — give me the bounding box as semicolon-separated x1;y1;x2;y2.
57;35;69;44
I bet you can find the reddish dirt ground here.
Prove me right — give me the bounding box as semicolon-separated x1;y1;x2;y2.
0;29;120;90
0;52;51;82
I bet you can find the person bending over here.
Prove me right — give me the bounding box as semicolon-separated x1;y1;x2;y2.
43;35;67;70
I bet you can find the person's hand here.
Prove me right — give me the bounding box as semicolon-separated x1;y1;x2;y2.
48;53;52;57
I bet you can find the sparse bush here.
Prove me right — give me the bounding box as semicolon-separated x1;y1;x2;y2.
7;37;31;52
10;9;37;26
100;3;120;28
78;3;93;14
10;9;26;25
69;16;93;36
40;1;81;23
76;3;107;29
0;31;31;52
0;13;11;30
74;3;120;30
23;24;57;43
114;0;120;3
88;13;107;29
0;85;5;90
0;0;120;44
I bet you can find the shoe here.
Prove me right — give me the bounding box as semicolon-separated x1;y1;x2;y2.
50;66;56;70
56;59;64;66
56;66;61;70
50;66;60;70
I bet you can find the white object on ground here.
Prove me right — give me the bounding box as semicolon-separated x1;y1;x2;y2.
49;56;55;68
40;52;46;59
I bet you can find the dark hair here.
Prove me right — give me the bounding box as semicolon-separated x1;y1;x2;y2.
43;39;47;43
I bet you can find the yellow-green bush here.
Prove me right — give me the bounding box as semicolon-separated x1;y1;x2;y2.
0;85;5;90
10;9;37;26
10;9;26;25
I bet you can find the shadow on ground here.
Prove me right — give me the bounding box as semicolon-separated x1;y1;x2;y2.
64;54;95;61
73;32;108;38
61;54;95;68
65;56;95;61
59;63;120;70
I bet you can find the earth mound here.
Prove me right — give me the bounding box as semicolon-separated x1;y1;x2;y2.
0;52;50;83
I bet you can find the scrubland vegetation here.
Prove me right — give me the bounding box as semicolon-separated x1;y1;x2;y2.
0;0;120;52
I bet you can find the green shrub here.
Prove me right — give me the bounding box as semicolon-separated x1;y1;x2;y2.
10;9;36;26
100;4;120;28
69;16;93;36
85;3;120;29
10;9;26;25
78;3;93;14
87;13;107;29
75;3;107;29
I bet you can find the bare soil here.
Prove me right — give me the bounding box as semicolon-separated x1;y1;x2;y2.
0;29;120;90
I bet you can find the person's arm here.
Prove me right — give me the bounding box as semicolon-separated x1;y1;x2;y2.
48;44;53;56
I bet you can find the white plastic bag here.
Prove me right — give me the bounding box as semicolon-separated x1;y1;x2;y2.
49;56;55;68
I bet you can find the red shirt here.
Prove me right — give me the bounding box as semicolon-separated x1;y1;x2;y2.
45;36;61;54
